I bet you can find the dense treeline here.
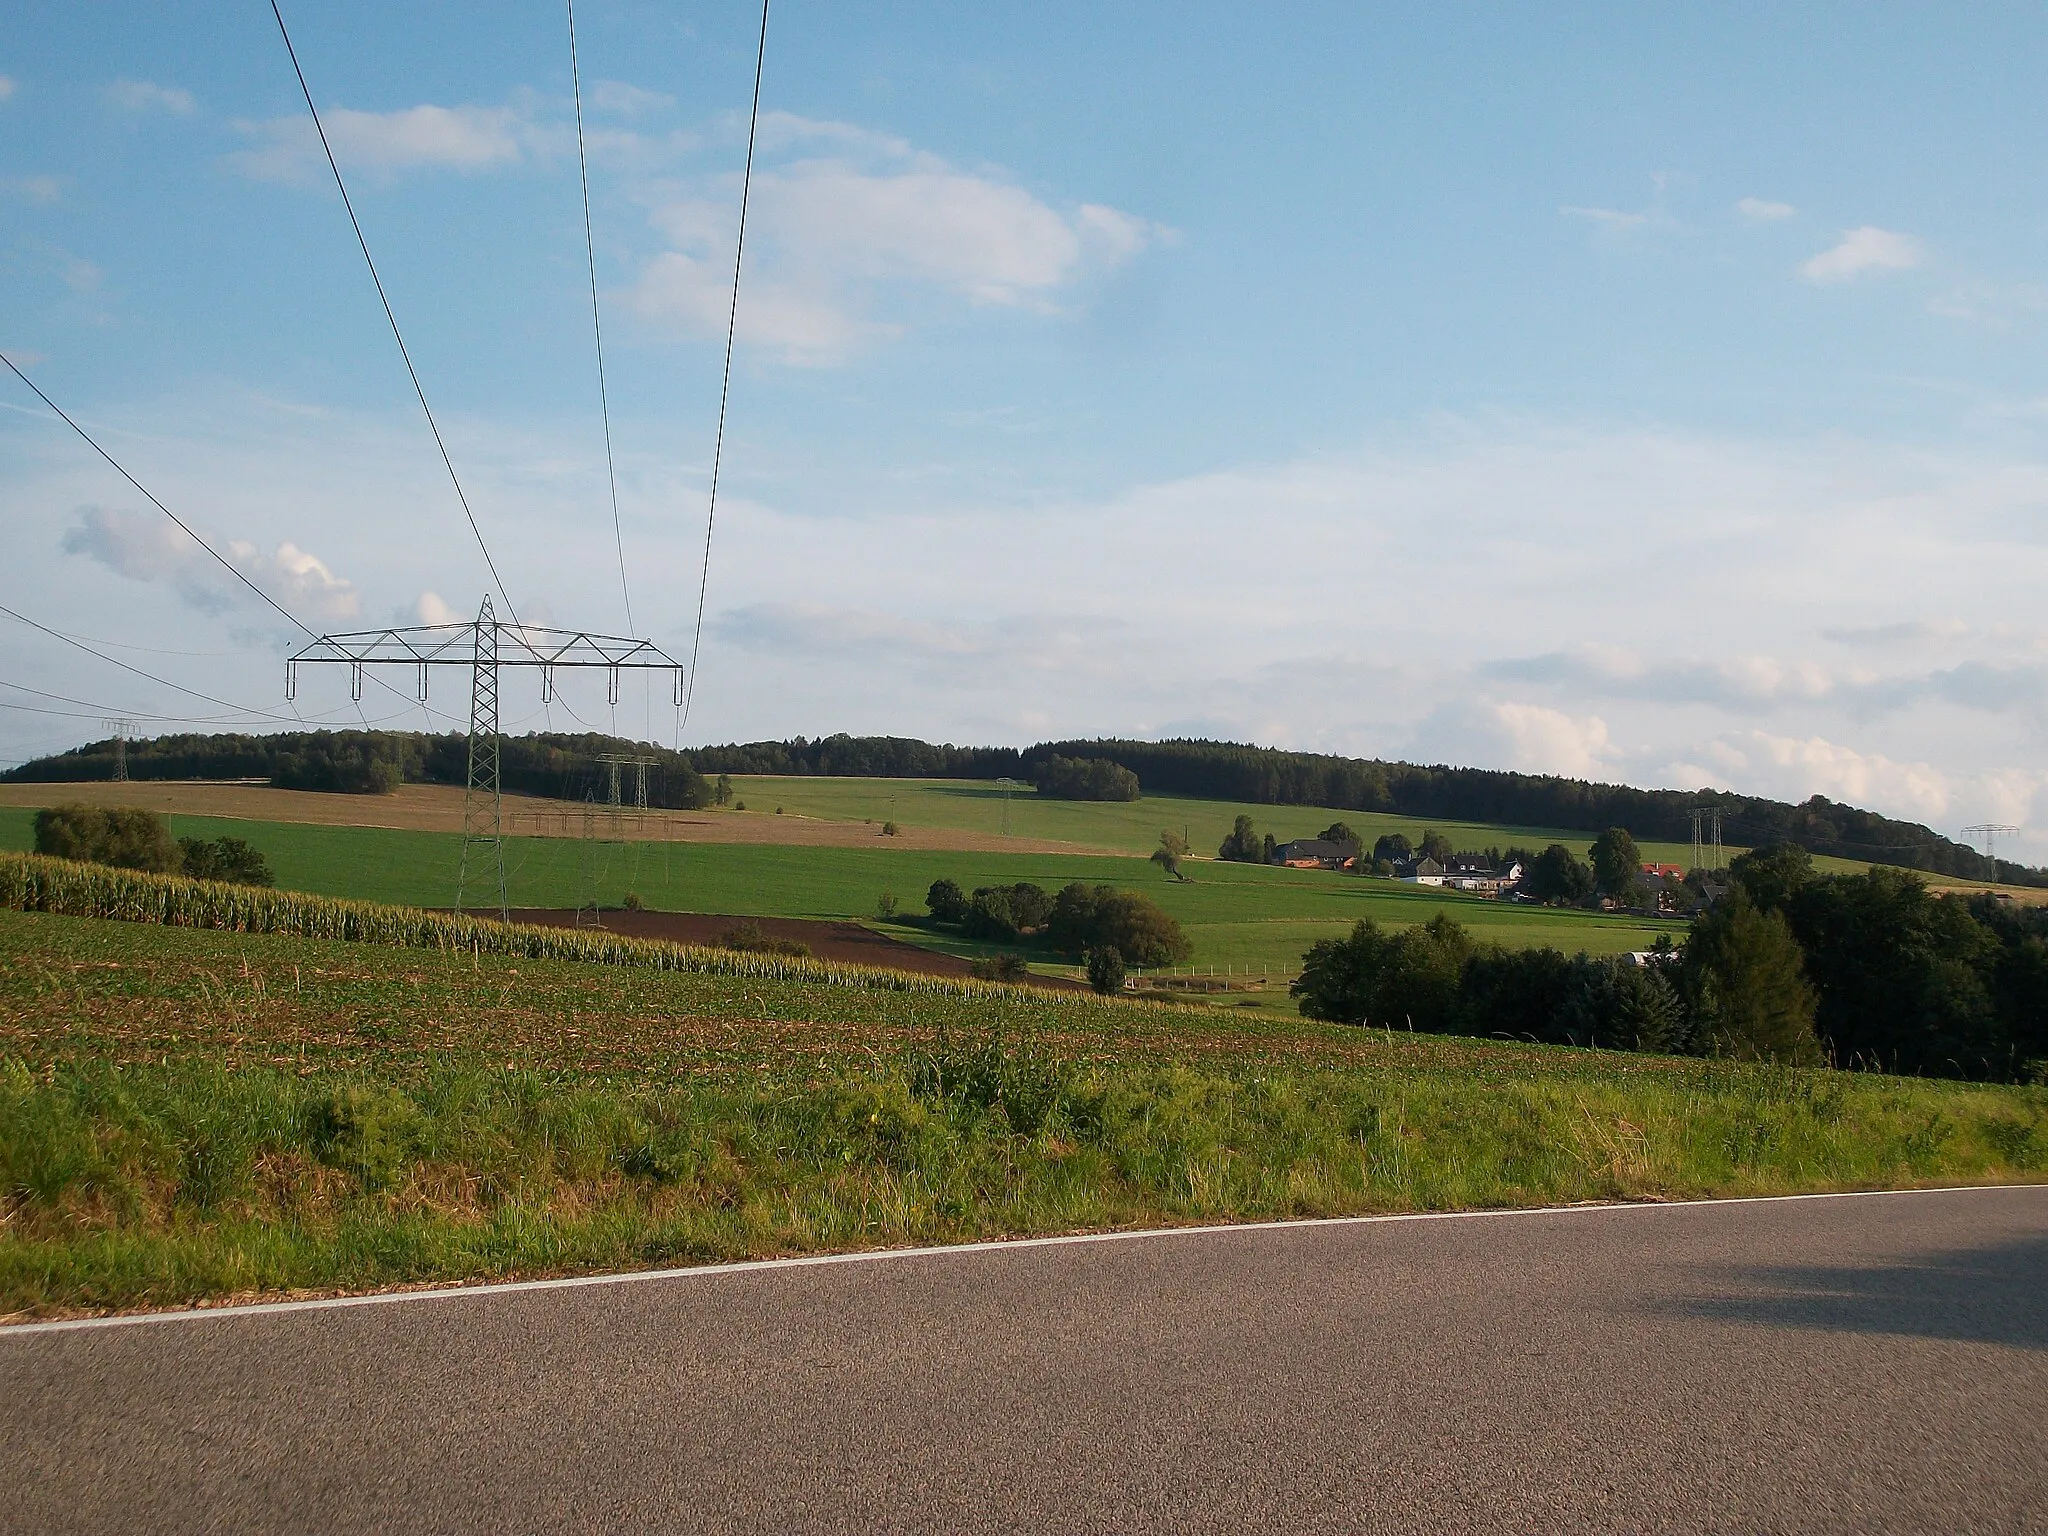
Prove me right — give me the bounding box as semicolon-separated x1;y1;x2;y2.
1293;844;2048;1083
10;728;2037;883
684;735;1023;779
6;730;711;809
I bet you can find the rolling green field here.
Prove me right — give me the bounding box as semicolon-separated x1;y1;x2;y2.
0;805;1689;980
3;905;2042;1319
725;775;1737;865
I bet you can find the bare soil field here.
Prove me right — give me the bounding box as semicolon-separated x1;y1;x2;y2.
0;781;1107;857
499;907;1091;991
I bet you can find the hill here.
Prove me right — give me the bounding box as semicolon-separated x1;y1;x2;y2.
7;727;2035;885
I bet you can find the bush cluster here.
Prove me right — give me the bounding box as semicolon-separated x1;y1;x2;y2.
925;877;1190;967
34;804;274;887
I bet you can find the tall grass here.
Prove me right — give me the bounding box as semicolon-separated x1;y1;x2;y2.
1;1043;2041;1318
0;851;1091;1006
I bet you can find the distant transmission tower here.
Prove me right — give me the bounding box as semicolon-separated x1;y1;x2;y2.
1690;808;1724;872
287;596;682;921
994;775;1021;836
1962;823;2019;882
100;717;137;782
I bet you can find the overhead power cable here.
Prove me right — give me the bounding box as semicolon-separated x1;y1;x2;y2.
680;0;769;733
2;351;315;640
0;601;310;722
0;353;467;731
267;0;521;630
567;0;633;637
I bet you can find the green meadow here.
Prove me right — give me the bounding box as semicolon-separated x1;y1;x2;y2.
0;804;1687;979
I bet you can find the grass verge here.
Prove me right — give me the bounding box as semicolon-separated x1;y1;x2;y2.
1;905;2042;1321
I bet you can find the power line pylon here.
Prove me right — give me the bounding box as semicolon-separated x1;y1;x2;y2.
100;717;137;782
285;596;683;921
1962;823;2019;882
458;596;506;919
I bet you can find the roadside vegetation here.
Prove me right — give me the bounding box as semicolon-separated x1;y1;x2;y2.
2;881;2044;1318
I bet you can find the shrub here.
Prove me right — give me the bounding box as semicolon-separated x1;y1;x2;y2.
1085;945;1127;995
970;954;1029;983
1218;814;1263;863
876;892;899;919
926;879;968;924
177;836;274;887
1046;882;1190;966
621;891;645;911
33;803;180;873
960;883;1053;941
881;820;901;837
1033;754;1140;802
716;920;810;958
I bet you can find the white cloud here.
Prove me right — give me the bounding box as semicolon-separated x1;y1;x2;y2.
1561;204;1651;232
232;103;529;180
1411;699;1616;778
61;506;358;622
104;79;195;115
2;175;61;203
1736;197;1796;222
626;113;1166;362
0;77;15;104
590;80;674;116
415;591;462;625
1801;225;1922;283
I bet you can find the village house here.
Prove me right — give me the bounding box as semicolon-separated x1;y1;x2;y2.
1394;855;1447;886
1274;838;1358;870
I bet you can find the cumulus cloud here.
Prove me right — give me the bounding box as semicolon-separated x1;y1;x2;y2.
625;113;1166;362
1410;698;1617;779
104;80;195;115
232;103;530;180
1736;197;1795;222
61;506;358;622
415;591;462;625
2;175;61;203
1802;226;1922;283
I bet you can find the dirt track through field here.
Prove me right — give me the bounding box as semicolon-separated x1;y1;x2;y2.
0;782;1109;857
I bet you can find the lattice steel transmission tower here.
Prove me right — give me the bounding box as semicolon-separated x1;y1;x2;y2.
100;718;138;782
286;595;683;921
1962;823;2019;882
1689;808;1723;872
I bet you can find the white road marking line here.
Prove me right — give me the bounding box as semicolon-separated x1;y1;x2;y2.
4;1183;2038;1338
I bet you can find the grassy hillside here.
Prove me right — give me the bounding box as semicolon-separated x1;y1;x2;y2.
3;905;2042;1319
724;775;1754;867
0;805;1688;977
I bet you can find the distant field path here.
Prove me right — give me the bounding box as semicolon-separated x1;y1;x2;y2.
4;1187;2043;1534
0;781;1112;856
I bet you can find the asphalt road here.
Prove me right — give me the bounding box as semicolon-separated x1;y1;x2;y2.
4;1186;2045;1534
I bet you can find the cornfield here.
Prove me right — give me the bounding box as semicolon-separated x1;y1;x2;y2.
0;851;1098;1005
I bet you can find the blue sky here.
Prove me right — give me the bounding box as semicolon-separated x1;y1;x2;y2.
5;3;2048;856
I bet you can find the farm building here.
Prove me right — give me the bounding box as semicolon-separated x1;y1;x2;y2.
1395;855;1447;886
1275;838;1358;870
